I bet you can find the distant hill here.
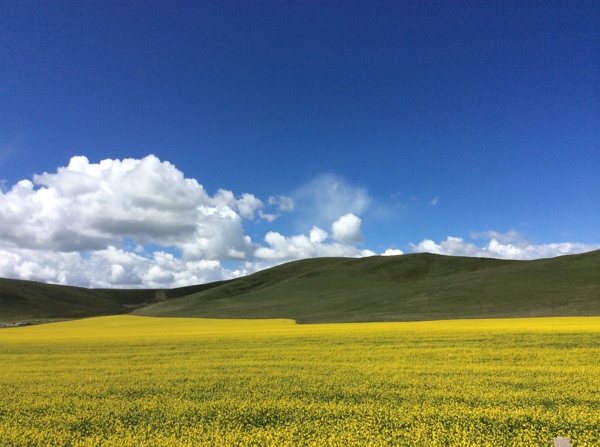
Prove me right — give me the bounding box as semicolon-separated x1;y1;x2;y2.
2;250;599;324
134;250;600;322
0;278;228;322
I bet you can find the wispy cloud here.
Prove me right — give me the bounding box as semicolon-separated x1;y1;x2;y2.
470;230;522;244
268;195;295;212
292;173;371;229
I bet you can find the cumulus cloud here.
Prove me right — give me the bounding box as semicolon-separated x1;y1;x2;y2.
2;157;597;288
0;155;263;259
213;190;265;221
0;156;381;287
331;213;364;244
382;248;404;256
178;205;256;261
0;154;265;287
253;212;371;262
310;226;328;244
255;227;375;262
409;233;600;260
0;244;247;288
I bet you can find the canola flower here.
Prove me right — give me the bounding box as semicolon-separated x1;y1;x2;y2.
0;316;599;446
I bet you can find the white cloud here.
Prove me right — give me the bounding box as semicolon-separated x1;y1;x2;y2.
429;196;439;206
1;156;597;288
0;244;247;289
0;155;263;260
0;156;203;251
382;248;404;256
310;226;328;244
331;213;364;244
410;234;600;260
215;190;264;221
0;156;380;287
257;210;278;222
230;194;295;223
255;227;375;262
268;195;294;212
253;209;371;263
178;205;257;261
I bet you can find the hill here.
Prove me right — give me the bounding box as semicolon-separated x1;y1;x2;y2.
1;250;598;323
0;278;228;322
133;250;600;323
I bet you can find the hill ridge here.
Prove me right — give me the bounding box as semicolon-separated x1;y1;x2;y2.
2;250;599;323
134;250;599;323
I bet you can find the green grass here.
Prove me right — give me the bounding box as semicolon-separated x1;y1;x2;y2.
134;250;600;323
2;250;599;323
0;277;228;322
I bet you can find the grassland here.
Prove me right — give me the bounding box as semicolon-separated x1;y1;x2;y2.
135;250;600;322
0;278;228;322
2;250;599;324
1;316;599;446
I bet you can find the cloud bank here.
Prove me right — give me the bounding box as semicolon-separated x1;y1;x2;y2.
0;155;374;287
410;236;599;260
0;155;597;288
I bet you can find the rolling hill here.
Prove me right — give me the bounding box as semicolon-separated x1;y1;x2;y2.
2;250;599;323
133;250;600;322
0;278;228;322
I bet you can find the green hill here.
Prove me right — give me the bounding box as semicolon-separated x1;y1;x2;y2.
0;278;228;322
1;250;599;323
134;250;600;323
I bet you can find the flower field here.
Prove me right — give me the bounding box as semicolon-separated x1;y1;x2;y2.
1;316;599;446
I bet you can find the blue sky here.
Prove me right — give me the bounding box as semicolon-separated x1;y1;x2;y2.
1;1;598;287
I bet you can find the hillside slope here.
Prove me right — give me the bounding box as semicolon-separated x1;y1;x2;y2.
134;250;600;323
0;278;229;322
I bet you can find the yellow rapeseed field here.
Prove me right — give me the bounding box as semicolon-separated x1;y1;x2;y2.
1;316;598;446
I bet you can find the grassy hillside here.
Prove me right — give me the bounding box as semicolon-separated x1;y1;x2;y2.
2;250;599;323
0;278;228;322
134;250;600;323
